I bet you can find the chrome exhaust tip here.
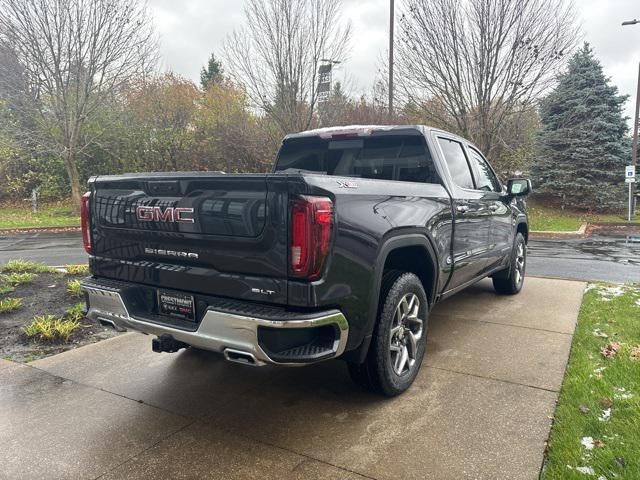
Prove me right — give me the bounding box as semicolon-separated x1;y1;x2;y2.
98;317;127;332
224;348;260;366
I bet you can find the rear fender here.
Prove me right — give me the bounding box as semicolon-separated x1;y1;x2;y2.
350;233;439;363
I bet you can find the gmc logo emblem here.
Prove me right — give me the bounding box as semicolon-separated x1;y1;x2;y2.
136;206;195;223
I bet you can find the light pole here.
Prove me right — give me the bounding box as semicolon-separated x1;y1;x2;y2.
389;0;394;121
622;18;639;218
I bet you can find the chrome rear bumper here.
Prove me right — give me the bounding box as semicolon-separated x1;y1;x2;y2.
81;279;349;366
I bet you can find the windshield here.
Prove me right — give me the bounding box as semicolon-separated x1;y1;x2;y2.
274;134;441;184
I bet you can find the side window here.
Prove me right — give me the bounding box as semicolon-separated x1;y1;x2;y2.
467;147;501;192
351;136;441;184
437;137;475;189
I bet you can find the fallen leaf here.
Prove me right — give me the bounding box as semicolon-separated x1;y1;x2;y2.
593;439;605;448
578;404;590;414
600;397;613;408
601;342;621;358
630;346;640;361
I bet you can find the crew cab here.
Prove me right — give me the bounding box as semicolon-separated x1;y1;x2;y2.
80;125;531;396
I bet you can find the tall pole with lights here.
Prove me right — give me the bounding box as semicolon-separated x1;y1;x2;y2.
389;0;394;121
622;18;639;218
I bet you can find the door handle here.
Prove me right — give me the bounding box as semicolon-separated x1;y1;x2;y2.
456;205;469;214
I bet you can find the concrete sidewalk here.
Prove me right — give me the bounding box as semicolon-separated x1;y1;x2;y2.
0;277;585;480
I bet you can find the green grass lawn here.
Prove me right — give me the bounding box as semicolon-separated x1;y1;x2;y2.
0;203;79;229
528;202;640;231
542;284;640;479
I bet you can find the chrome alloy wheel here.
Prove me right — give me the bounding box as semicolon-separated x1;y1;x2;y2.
514;242;525;285
389;293;424;376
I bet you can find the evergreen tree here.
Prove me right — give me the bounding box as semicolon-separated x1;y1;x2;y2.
533;43;629;212
200;53;224;90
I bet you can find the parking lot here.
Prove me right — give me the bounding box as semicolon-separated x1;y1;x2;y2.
0;277;585;480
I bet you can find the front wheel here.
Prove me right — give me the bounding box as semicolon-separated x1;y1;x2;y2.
348;271;429;396
492;232;526;295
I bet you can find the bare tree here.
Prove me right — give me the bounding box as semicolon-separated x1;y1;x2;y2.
0;0;158;206
223;0;351;135
396;0;578;158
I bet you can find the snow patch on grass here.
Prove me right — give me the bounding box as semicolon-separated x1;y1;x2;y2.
588;284;628;302
576;466;595;475
598;408;611;422
592;328;608;338
581;437;595;450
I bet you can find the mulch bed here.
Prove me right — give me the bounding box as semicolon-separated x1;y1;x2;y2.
586;223;640;237
0;272;120;362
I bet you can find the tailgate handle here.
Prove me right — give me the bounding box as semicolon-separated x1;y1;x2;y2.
147;181;180;196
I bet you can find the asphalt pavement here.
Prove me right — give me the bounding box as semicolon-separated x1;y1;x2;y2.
0;231;87;266
527;234;640;283
0;231;639;283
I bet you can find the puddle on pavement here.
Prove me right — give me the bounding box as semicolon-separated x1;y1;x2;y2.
529;235;640;265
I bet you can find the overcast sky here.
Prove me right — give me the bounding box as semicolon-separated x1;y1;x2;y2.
149;0;640;123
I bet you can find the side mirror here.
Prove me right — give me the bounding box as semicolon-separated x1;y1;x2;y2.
506;178;532;197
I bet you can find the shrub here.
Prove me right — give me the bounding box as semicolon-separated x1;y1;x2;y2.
65;302;86;322
65;264;89;275
1;259;54;274
23;315;81;342
1;272;36;285
0;297;22;313
66;279;82;297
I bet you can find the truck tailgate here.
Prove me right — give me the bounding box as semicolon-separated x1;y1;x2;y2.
88;173;290;304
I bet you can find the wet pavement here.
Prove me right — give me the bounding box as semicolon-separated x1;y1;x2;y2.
0;277;586;480
0;231;86;266
527;234;640;283
0;231;639;283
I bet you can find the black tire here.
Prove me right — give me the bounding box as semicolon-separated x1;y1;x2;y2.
492;232;526;295
348;270;429;396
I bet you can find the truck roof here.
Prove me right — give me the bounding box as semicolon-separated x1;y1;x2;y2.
285;125;432;140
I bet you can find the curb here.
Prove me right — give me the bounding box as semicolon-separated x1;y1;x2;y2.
0;226;81;235
530;223;587;238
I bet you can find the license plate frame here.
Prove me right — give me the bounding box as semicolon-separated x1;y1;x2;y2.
157;289;195;321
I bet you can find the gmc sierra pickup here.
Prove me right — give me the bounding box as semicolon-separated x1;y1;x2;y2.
80;125;531;396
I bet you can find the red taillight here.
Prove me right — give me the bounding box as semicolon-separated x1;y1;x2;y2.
290;196;333;280
81;192;91;253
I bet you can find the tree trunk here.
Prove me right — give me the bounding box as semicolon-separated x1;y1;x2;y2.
64;149;82;208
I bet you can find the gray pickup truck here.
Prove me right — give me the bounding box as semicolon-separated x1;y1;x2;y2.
80;125;531;395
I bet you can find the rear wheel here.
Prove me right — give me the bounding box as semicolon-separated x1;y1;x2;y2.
348;271;429;396
492;232;526;295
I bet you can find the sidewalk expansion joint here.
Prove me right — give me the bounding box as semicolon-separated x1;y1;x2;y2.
92;419;198;480
218;426;380;480
23;362;192;420
425;364;560;393
429;312;575;336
